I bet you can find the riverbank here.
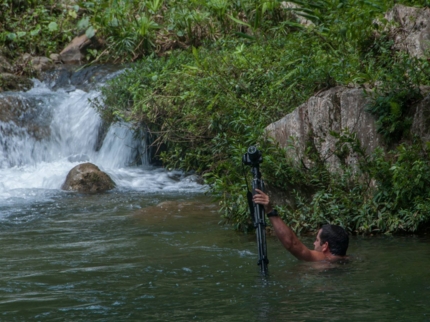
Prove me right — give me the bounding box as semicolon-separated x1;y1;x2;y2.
2;0;430;235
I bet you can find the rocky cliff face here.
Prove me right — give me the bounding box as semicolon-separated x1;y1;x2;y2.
265;4;430;175
384;5;430;59
264;86;430;210
266;85;430;174
411;93;430;142
265;87;383;172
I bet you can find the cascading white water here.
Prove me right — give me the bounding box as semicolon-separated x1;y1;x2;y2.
0;75;204;204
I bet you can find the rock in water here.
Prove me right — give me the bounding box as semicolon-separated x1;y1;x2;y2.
61;162;115;193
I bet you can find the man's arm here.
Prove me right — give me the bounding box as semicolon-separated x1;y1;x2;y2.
253;189;325;262
268;216;325;261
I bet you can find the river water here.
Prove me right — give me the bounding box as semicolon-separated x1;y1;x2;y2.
0;69;429;321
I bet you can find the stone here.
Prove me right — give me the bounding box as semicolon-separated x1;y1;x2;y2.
49;53;61;63
281;2;314;27
20;53;32;63
411;93;430;142
59;34;103;64
384;5;430;58
0;95;51;140
61;162;116;193
31;56;53;72
265;87;383;172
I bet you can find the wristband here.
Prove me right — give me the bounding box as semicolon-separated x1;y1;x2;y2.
266;209;278;217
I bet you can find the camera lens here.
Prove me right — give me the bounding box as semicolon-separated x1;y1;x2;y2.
247;146;261;162
247;146;257;155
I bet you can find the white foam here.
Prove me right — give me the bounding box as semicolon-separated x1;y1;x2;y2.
0;75;206;203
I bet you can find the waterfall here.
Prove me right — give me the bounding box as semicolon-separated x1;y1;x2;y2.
0;68;204;202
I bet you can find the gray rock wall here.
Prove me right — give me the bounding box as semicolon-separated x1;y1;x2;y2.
385;5;430;58
265;87;382;172
411;94;430;142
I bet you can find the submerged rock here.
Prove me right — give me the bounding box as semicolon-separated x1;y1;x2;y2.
40;64;123;92
62;162;115;193
0;95;51;140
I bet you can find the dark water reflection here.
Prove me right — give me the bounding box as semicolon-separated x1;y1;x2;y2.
0;192;429;321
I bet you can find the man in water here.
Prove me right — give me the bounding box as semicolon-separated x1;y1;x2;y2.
253;189;349;262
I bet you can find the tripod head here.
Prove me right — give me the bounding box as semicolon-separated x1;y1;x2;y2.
242;146;263;168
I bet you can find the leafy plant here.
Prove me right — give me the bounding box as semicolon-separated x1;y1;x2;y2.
4;0;430;234
366;52;427;144
0;0;78;57
95;0;430;235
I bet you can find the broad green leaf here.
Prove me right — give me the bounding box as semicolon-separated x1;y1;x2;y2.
7;33;16;40
48;22;58;32
85;26;95;38
68;9;77;19
30;26;41;36
109;18;118;27
77;17;90;30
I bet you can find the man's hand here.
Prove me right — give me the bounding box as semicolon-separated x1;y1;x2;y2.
253;189;330;262
252;189;273;213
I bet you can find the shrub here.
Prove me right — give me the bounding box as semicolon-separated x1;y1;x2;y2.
90;0;430;234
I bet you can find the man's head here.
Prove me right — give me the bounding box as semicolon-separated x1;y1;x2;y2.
314;224;349;256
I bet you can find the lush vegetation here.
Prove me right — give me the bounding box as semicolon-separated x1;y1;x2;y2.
2;0;430;234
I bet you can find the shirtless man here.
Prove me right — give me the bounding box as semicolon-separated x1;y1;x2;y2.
253;189;349;262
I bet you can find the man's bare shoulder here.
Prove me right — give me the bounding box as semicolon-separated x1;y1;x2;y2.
297;249;348;262
308;250;329;262
292;249;326;262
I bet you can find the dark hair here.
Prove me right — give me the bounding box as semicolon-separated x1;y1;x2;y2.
320;224;349;256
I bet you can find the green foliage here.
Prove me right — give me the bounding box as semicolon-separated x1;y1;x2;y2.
77;0;162;61
94;0;430;235
3;0;429;65
0;0;78;57
268;140;430;234
366;52;428;144
4;0;430;234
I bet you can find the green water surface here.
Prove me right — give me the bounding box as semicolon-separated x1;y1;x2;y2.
0;191;429;321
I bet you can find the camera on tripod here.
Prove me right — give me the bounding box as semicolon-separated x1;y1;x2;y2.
242;145;268;274
242;146;263;167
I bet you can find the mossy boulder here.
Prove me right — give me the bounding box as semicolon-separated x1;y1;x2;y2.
62;162;116;193
0;73;33;92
